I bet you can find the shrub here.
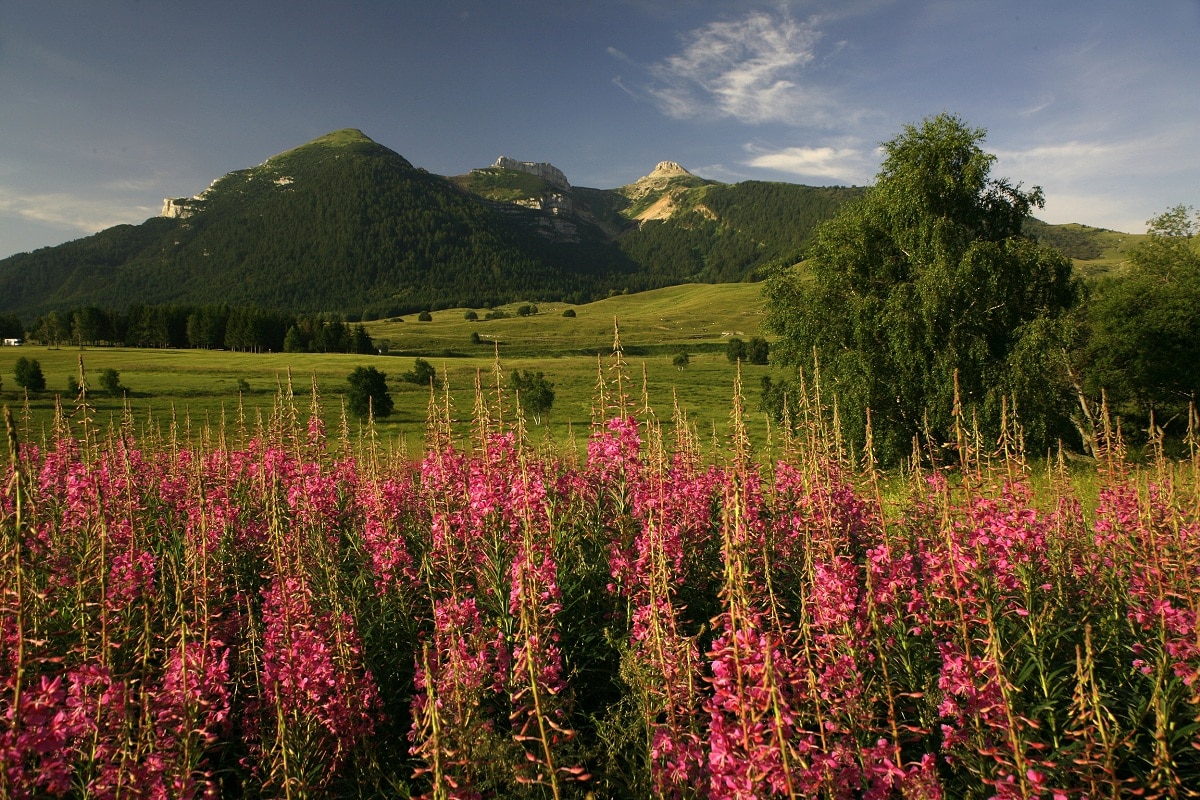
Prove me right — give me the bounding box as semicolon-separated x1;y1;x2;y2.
99;368;124;396
516;304;538;317
562;308;576;318
417;311;433;322
672;351;690;369
400;358;439;389
13;356;45;392
508;369;554;424
746;337;769;365
470;331;482;345
464;310;479;321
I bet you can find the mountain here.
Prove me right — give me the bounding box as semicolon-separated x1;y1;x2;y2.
0;129;1120;318
454;156;867;285
0;130;639;317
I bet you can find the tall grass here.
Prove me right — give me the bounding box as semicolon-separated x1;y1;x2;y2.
2;347;1199;798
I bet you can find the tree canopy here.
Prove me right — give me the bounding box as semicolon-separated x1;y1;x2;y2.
766;113;1078;463
1076;205;1200;418
346;366;394;419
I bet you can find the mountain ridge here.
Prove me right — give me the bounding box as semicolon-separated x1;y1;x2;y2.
0;129;1128;318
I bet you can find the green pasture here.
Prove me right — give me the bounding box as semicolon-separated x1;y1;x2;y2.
1;284;790;458
363;282;768;356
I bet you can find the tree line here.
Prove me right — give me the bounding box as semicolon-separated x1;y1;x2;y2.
21;304;376;354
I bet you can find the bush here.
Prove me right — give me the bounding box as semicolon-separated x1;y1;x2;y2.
346;366;393;418
509;369;554;424
400;358;439;389
13;356;45;392
516;304;538;317
470;331;482;345
99;368;124;396
484;310;509;321
417;311;433;322
726;337;747;364
562;308;576;318
746;337;769;365
672;351;690;369
464;310;479;321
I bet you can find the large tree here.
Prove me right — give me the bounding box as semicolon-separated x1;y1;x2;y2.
765;113;1078;462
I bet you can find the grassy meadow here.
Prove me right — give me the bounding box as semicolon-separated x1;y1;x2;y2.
0;284;784;456
8;279;1200;799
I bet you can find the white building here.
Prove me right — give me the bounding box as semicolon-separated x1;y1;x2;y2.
3;338;23;346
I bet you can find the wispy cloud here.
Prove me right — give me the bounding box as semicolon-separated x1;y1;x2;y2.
743;142;875;183
0;188;152;235
993;130;1198;232
995;139;1133;175
637;10;832;125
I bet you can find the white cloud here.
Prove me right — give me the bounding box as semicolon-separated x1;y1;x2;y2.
642;11;831;125
743;143;874;183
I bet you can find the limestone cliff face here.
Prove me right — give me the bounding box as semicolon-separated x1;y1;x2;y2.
492;156;571;190
161;198;199;219
161;178;222;219
513;192;572;215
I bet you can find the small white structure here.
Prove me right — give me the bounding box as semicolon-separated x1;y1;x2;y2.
2;338;21;346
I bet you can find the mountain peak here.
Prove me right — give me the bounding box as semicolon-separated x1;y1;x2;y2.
649;161;692;179
266;128;398;165
310;128;376;146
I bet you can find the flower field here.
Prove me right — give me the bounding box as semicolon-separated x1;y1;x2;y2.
3;365;1200;799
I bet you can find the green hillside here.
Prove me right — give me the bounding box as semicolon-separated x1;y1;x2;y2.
364;282;769;357
618;181;866;283
1025;219;1147;277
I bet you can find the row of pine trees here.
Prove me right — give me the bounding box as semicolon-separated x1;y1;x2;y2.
17;304;375;354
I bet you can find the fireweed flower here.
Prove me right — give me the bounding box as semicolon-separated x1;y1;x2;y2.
358;473;420;594
141;635;234;799
409;596;501;800
257;574;381;777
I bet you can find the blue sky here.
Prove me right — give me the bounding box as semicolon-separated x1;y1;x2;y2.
1;0;1197;260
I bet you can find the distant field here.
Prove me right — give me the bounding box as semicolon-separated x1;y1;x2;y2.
1;284;787;457
363;282;768;356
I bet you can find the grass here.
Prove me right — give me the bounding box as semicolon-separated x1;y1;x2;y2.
0;284;786;458
1067;225;1147;278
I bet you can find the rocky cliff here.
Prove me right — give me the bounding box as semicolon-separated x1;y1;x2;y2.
492;156;571;190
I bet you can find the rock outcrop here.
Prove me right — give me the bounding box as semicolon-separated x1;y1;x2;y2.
492;156;571;190
161;198;199;219
161;178;222;219
647;161;692;180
